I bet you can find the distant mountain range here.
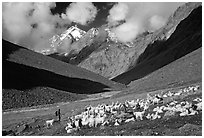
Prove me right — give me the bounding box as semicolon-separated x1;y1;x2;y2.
44;2;201;80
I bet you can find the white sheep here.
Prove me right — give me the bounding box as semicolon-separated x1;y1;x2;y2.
143;102;150;111
162;94;168;98
74;119;81;129
179;109;189;116
65;122;73;130
151;112;161;120
101;120;110;126
125;117;135;123
87;115;95;127
152;97;161;105
193;98;202;102
46;119;55;128
153;106;163;113
133;110;145;120
81;114;90;126
169;101;178;106
127;100;136;107
193;85;199;91
167;91;174;97
188;108;198;116
66;128;74;134
196;102;202;111
183;101;192;109
94;114;106;127
174;91;182;96
114;119;120;126
146;113;151;120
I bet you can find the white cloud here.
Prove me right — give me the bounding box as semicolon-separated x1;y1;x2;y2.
112;22;140;43
62;2;98;25
2;2;71;51
149;15;166;31
107;3;129;23
107;2;185;42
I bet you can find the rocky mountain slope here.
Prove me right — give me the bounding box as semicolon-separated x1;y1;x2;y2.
113;4;202;84
46;2;201;80
2;39;126;110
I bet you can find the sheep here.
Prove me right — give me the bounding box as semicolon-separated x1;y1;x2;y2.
124;117;135;123
155;94;163;101
101;120;110;126
153;106;163;113
183;101;192;109
196;102;202;111
151;112;161;120
193;98;202;102
146;113;151;120
167;91;174;97
143;102;150;111
174;91;182;96
162;94;168;98
127;100;136;107
179;109;189;116
74;118;82;130
188;108;198;116
169;101;178;106
152;97;161;105
66;128;75;134
94;114;106;127
65;122;73;131
87;115;95;127
193;85;199;91
114;119;120;126
133;110;145;120
183;88;188;93
133;102;142;111
46;119;55;128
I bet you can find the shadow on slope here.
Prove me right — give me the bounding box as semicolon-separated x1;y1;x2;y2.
3;60;109;94
112;6;202;85
2;39;125;92
2;39;124;110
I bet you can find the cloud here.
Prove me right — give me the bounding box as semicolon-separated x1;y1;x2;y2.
107;2;185;42
113;21;140;42
107;3;129;24
149;15;166;31
62;2;98;25
2;2;71;51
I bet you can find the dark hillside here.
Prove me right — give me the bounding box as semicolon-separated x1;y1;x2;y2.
2;39;126;110
2;39;125;91
115;47;201;97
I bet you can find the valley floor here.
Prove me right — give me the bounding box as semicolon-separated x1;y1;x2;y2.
2;82;202;136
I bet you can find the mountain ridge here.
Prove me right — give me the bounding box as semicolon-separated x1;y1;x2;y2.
46;2;201;80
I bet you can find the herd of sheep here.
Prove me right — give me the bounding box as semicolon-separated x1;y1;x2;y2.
47;85;201;134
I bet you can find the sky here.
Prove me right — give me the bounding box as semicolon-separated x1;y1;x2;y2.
51;2;115;31
2;2;185;52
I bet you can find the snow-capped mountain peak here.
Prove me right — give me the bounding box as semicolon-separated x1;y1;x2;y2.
61;25;86;41
40;25;86;55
